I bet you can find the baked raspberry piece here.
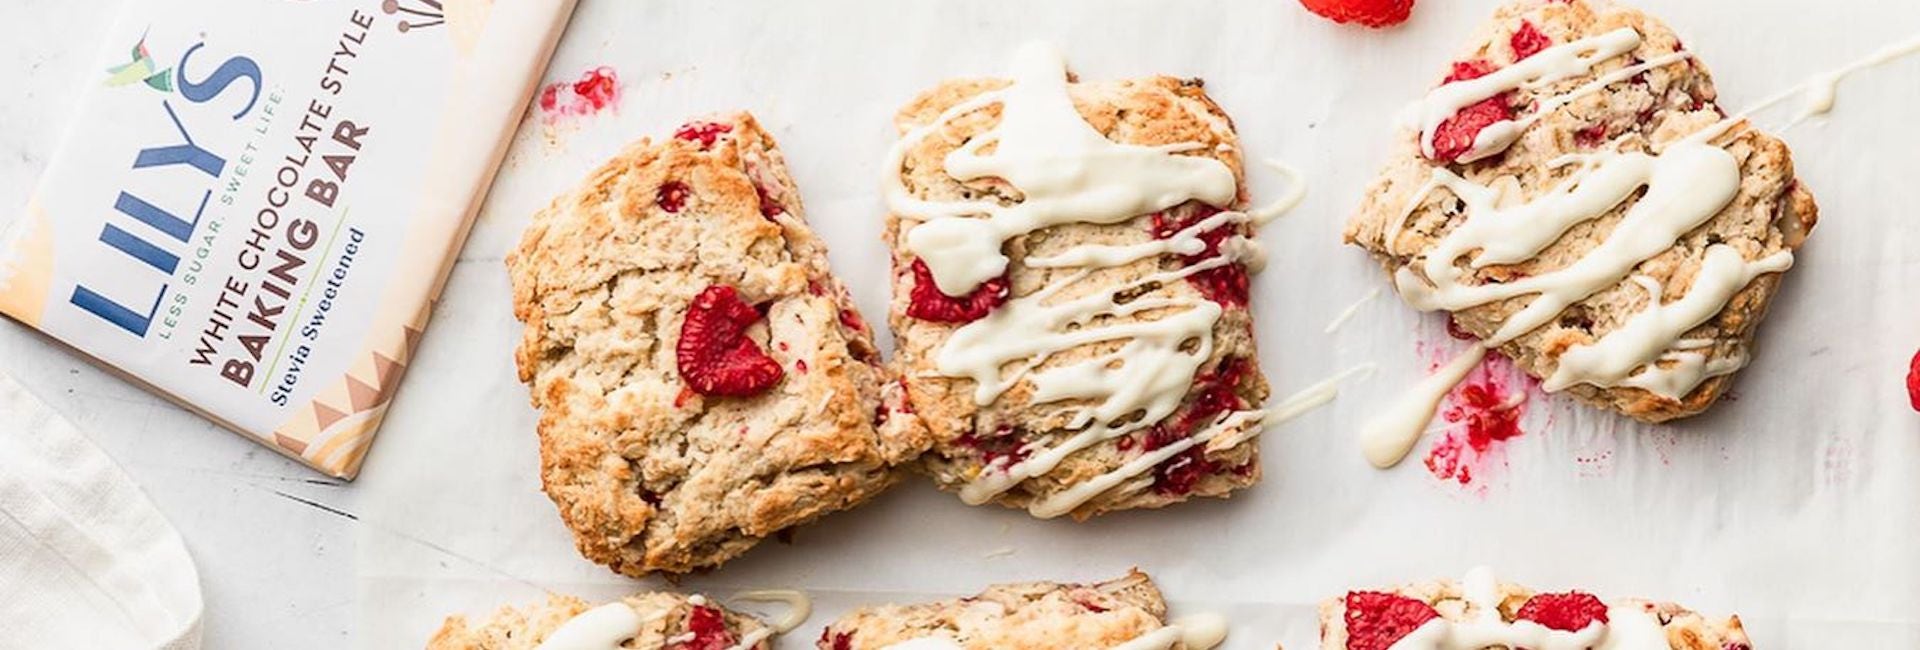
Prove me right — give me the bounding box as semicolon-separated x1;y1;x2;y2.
1318;569;1753;650
904;258;1009;323
817;572;1180;650
426;591;771;650
1342;592;1438;650
1515;591;1609;631
1429;60;1516;164
506;112;926;576
884;51;1269;521
677;285;783;397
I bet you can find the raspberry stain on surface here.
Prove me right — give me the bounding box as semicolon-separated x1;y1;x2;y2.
537;66;621;122
1423;349;1529;488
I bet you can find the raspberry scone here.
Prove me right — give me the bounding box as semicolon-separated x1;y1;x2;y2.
1343;0;1817;465
817;571;1225;650
506;113;921;575
427;592;772;650
1321;567;1752;650
880;43;1270;520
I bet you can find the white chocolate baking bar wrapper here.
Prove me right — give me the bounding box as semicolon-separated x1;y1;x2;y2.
0;0;577;478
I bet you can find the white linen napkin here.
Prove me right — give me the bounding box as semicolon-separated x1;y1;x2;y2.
0;372;202;649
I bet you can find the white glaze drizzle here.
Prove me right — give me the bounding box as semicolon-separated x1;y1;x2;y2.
534;602;659;650
1033;361;1374;517
885;42;1238;296
883;42;1289;516
535;597;779;650
1250;159;1309;225
1544;246;1792;396
1361;345;1487;469
1402;27;1648;163
1764;32;1920;125
1384;567;1669;650
731;589;813;633
1324;288;1382;334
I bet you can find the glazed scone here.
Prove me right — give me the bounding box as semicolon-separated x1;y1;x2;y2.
428;592;771;650
818;571;1211;650
1343;0;1816;423
881;44;1270;520
1319;568;1751;650
506;113;922;576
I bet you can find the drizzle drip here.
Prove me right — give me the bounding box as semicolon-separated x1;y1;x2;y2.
730;590;812;633
883;42;1286;517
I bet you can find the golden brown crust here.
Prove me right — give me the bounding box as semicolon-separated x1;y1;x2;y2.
1317;577;1750;650
883;73;1270;519
1342;0;1816;422
427;593;770;650
505;112;921;576
818;571;1183;650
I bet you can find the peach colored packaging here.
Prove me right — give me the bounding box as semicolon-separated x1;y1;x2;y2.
0;0;577;478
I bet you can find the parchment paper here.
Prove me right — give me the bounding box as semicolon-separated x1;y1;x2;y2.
356;1;1920;647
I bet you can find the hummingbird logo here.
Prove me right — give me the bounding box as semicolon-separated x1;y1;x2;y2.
104;33;173;93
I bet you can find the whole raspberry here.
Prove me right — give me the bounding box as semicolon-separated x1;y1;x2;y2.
1298;0;1414;28
1516;591;1610;632
1431;60;1516;163
679;605;737;650
1907;348;1920;412
675;121;733;150
1344;591;1439;650
904;258;1008;323
677;285;784;397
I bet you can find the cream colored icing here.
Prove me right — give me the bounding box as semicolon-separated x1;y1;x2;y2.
1402;27;1643;162
883;42;1287;515
533;602;653;650
730;589;812;633
884;42;1238;296
1324;288;1382;334
1385;567;1669;650
1361;345;1487;469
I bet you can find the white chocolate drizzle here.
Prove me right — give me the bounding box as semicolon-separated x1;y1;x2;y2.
883;42;1293;516
1361;346;1487;469
534;602;659;650
730;589;812;633
1384;567;1669;650
1401;28;1691;163
1324;287;1382;334
886;43;1238;296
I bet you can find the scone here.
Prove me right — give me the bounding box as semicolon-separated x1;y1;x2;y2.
1320;568;1751;650
1344;0;1816;423
506;113;921;575
818;571;1221;650
428;592;771;650
880;43;1270;520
